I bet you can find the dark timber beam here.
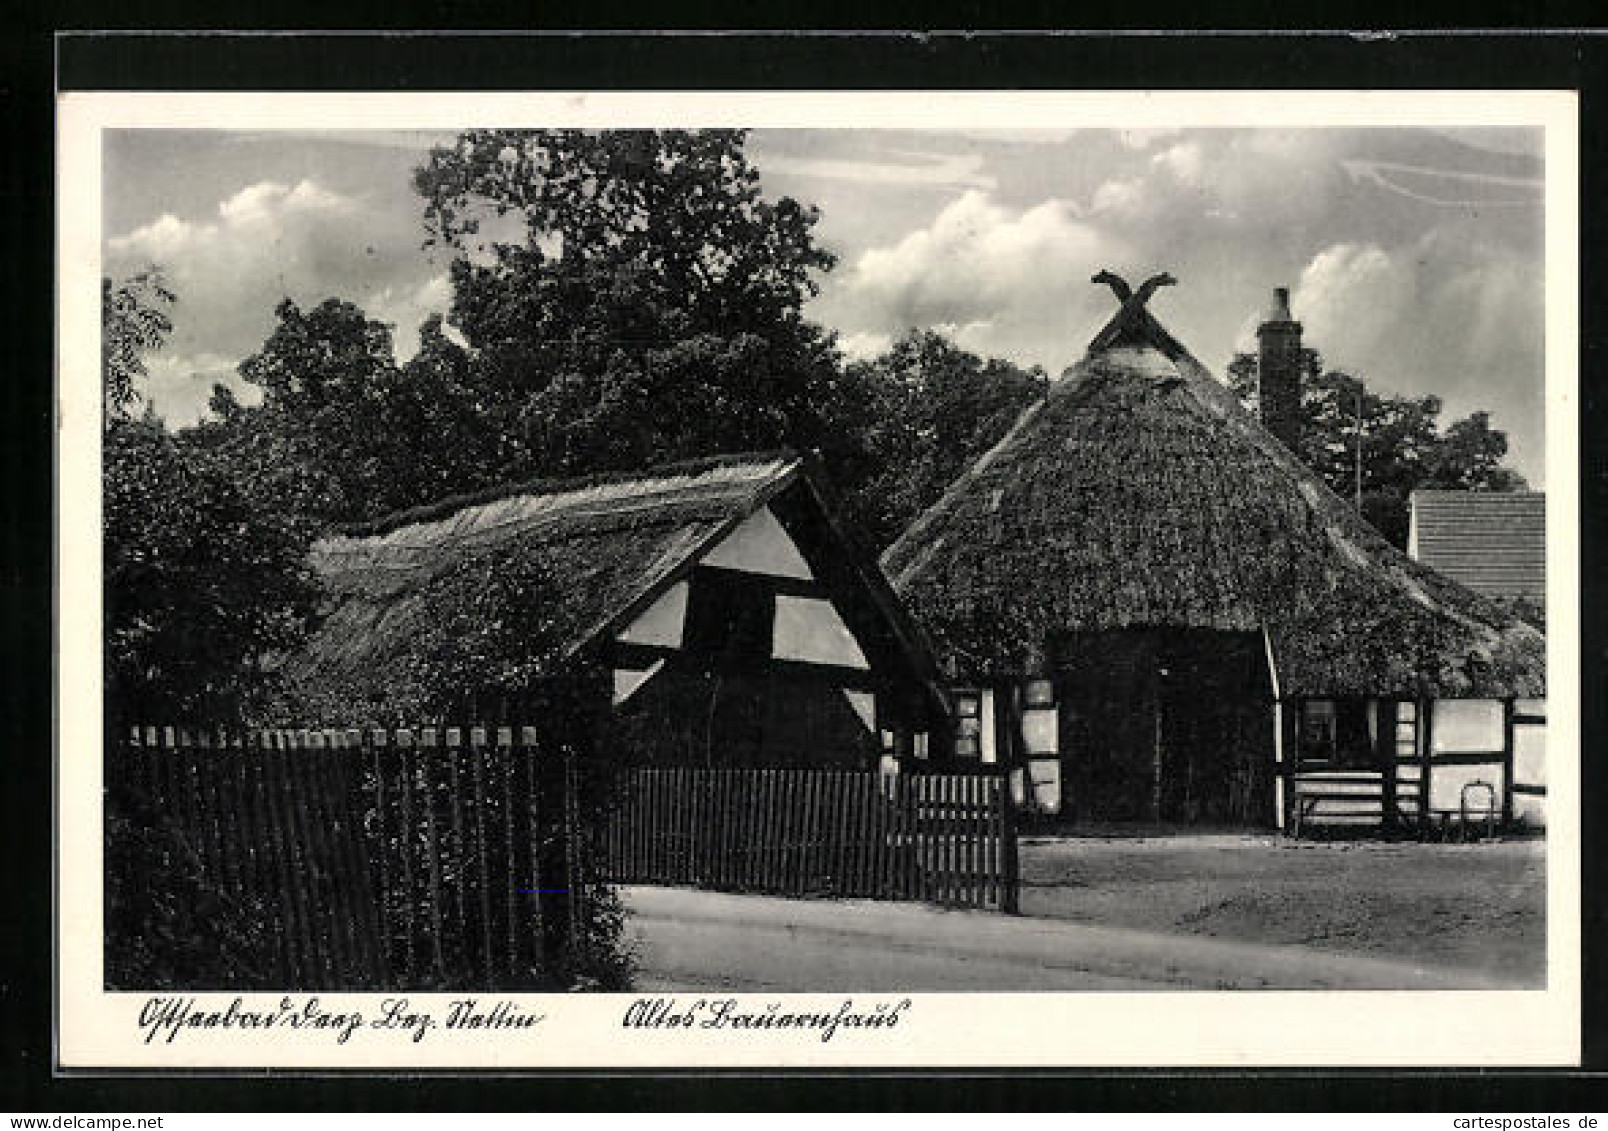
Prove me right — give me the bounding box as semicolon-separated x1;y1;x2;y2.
692;562;830;600
1502;698;1516;828
1418;697;1434;834
1379;699;1398;833
606;640;883;693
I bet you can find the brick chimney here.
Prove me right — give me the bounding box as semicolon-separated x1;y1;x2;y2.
1256;287;1304;451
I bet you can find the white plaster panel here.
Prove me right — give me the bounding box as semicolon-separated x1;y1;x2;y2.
1516;698;1547;718
843;689;876;733
1514;724;1546;787
1514;792;1547;827
1008;767;1028;807
612;659;665;706
616;580;688;648
1428;762;1505;814
772;595;869;668
980;688;997;764
702;506;813;579
1029;757;1061;814
1431;699;1504;753
1021;707;1058;755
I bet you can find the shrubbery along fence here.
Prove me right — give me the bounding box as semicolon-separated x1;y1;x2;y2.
107;724;587;990
107;727;1022;989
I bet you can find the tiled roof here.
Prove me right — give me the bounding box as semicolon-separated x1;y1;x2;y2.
1410;491;1546;602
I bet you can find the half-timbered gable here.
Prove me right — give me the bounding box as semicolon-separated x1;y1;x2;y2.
285;451;949;767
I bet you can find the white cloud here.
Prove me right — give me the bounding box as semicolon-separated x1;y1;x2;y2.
105;178;447;425
1088;177;1147;218
136;351;259;428
1292;243;1418;367
837;330;893;361
757;149;997;191
107;213;194;261
1151;142;1204;184
1279;235;1543;480
813;190;1133;372
364;272;455;362
1116;127;1184;150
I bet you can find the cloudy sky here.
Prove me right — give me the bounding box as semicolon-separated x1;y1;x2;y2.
103;125;1547;484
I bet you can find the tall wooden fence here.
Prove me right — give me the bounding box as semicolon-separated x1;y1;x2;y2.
599;767;1019;912
107;725;583;990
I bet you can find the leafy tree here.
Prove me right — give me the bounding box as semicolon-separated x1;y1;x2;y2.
102;269;174;416
102;275;320;722
104;417;319;720
103;274;321;988
1430;411;1527;493
840;330;1048;552
189;300;506;530
1226;351;1527;547
192;298;400;530
105;784;276;989
411;129;860;481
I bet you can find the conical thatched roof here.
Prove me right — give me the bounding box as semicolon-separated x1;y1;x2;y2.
881;292;1545;698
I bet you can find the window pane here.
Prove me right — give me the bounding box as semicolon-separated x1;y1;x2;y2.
1025;679;1056;708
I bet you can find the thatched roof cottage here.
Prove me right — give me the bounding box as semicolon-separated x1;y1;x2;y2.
282;452;950;767
882;276;1547;830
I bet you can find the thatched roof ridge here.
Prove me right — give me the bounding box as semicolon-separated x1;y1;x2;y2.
278;452;802;719
881;328;1545;698
336;448;799;539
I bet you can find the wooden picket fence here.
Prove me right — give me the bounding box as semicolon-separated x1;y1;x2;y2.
107;725;585;990
599;767;1019;912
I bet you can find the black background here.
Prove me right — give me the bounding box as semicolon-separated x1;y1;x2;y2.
5;21;1607;1112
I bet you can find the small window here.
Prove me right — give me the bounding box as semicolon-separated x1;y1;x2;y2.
955;714;982;759
953;690;982;759
1300;699;1377;769
1025;679;1057;708
1301;700;1336;753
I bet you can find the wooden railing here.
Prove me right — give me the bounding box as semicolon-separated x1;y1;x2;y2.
598;766;1019;912
1289;769;1423;837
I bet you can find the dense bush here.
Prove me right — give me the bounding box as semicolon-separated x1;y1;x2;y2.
103;783;278;990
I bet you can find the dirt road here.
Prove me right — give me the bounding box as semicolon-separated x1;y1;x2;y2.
621;880;1524;992
1018;834;1546;986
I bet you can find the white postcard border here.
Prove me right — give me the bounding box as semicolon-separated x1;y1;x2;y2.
56;88;1582;1070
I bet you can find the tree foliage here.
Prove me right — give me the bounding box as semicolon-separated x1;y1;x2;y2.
194;130;875;538
102;270;175;416
191;300;498;530
838;330;1048;552
105;784;277;989
104;274;322;987
1226;350;1526;547
102;275;320;722
104;417;320;720
411;129;860;481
